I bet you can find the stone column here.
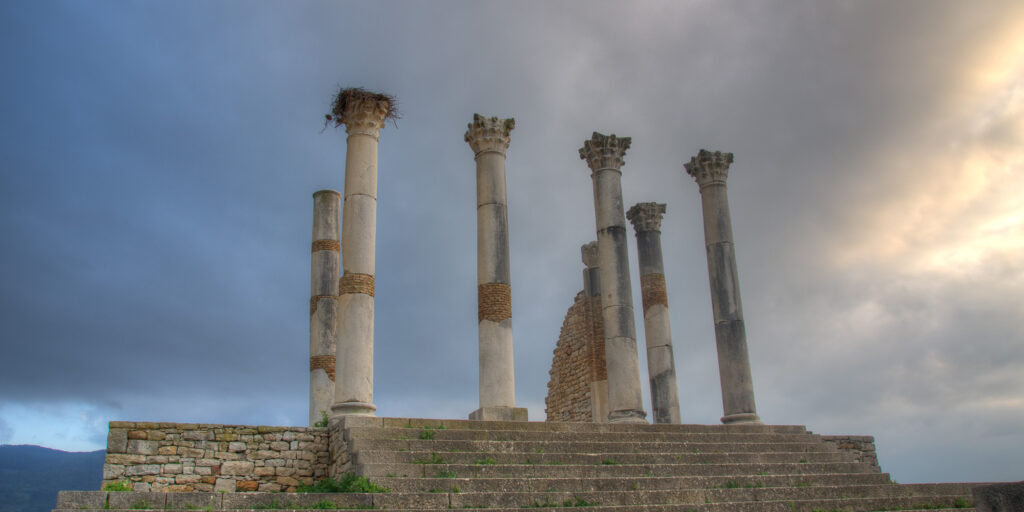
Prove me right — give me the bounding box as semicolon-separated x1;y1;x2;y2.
581;241;609;422
310;190;341;426
684;150;761;424
627;202;682;424
579;132;648;424
331;92;392;417
465;114;527;421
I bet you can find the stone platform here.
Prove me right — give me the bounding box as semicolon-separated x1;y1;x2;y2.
58;417;990;511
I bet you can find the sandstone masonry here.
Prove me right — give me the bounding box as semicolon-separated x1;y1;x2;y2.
102;422;328;493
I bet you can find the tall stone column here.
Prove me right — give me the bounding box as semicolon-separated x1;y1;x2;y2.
684;150;761;425
579;132;648;424
581;241;609;422
310;190;341;426
331;91;392;417
626;202;682;424
465;114;527;421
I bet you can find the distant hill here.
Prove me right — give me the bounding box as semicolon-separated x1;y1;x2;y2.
0;445;105;512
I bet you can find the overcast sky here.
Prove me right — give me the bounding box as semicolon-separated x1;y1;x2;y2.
1;0;1022;485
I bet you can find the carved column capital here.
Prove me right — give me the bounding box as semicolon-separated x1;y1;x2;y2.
579;132;631;171
341;96;391;138
581;241;600;269
465;114;515;156
684;149;734;188
626;203;667;233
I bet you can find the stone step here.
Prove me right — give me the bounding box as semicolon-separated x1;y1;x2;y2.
346;426;820;444
348;438;839;454
376;472;894;492
355;450;854;466
56;492;974;511
357;461;880;478
351;417;808;434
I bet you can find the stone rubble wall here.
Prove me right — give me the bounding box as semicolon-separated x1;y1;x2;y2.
102;422;328;493
821;435;881;472
545;292;606;421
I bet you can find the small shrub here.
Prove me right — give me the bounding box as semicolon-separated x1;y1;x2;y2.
310;500;337;510
419;427;436;440
296;474;389;493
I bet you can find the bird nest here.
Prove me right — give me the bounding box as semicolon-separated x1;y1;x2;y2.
324;87;399;129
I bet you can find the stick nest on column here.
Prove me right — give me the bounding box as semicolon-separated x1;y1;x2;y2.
324;87;400;128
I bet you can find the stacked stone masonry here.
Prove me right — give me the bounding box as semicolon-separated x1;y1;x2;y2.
545;292;606;421
478;282;512;322
102;422;328;493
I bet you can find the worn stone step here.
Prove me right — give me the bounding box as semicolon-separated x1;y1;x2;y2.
358;461;880;478
347;426;820;444
53;487;975;511
375;472;894;493
355;450;853;466
348;438;838;455
354;416;808;434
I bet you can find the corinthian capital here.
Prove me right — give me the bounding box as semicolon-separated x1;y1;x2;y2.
684;149;734;187
465;114;515;155
626;202;667;233
579;132;631;171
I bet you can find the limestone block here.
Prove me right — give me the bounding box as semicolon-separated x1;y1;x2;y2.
125;464;161;476
102;464;125;479
56;491;107;510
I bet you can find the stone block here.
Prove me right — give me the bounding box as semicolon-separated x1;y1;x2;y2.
213;477;236;493
974;481;1024;512
56;491;107;510
470;406;529;421
236;480;259;491
127;439;160;455
221;460;255;475
108;492;165;509
165;492;221;509
107;428;128;453
102;464;125;479
125;464;161;476
228;441;247;452
163;463;182;474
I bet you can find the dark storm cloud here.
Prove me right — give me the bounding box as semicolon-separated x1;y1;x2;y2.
1;0;1021;482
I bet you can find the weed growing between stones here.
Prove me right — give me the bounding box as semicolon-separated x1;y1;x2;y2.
101;480;132;492
310;500;338;509
129;500;151;510
599;459;619;465
296;474;390;493
253;499;289;510
420;427;437;440
314;411;329;428
528;496;600;508
437;470;458;478
476;457;496;465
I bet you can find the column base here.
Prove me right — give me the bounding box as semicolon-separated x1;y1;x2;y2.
720;412;762;424
469;406;528;421
330;401;377;417
608;409;649;424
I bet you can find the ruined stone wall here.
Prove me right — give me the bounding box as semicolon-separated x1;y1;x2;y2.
544;292;606;421
821;435;881;472
102;422;328;493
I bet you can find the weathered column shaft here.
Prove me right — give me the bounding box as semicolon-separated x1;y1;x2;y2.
579;132;647;424
310;190;341;426
331;90;392;418
685;150;760;425
465;114;527;421
627;202;682;424
581;241;609;422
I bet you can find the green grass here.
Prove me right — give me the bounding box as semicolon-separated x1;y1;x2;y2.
437;470;458;478
310;500;338;510
130;501;151;510
476;457;496;465
101;480;132;492
296;474;390;493
599;459;619;465
419;427;437;440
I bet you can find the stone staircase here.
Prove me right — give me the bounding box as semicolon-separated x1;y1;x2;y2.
55;417;978;511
